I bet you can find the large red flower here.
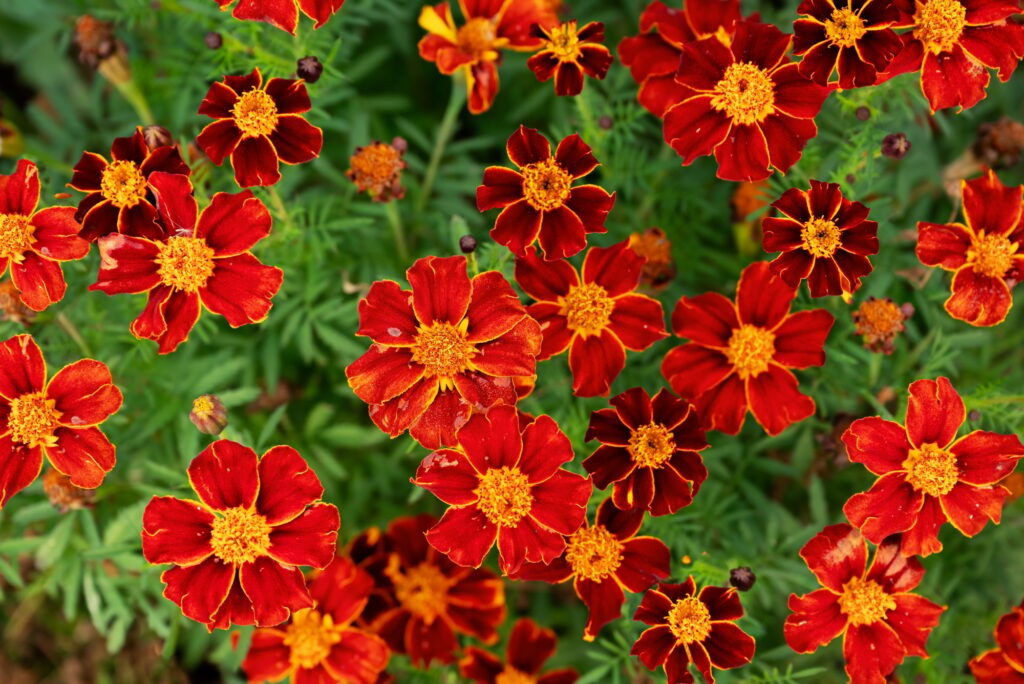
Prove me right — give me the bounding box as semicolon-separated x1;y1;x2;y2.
477;126;615;261
916;170;1024;327
842;377;1024;557
969;602;1024;682
661;261;834;436
785;524;945;684
527;21;613;96
213;0;344;34
460;618;578;684
412;404;591;575
514;241;668;397
0;334;122;509
141;440;340;631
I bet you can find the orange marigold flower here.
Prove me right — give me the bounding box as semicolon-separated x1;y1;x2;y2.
460;617;579;684
629;227;676;291
196;67;323;188
842;376;1024;557
515;241;668;397
42;468;96;512
662;261;834;436
477;125;615;261
241;556;389;684
785;524;945;683
511;498;671;641
345;254;541;449
527;21;613;96
347;138;408;202
142;440;340;631
213;0;344;34
969;602;1024;682
412;404;591;575
0;160;89;312
632;576;755;683
0;334;122;509
852;296;913;354
916;169;1024;327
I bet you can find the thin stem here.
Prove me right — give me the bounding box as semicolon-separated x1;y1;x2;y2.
266;186;296;235
55;312;91;357
385;200;410;263
416;79;466;214
114;80;155;127
967;395;1024;409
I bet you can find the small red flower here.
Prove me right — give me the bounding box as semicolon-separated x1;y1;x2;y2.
241;556;389;684
68;127;189;241
0;159;89;311
460;617;579;684
793;0;902;88
632;576;755;684
662;261;834;436
762;179;879;297
141;440;340;631
477;126;615;260
90;173;283;354
842;377;1024;557
512;498;671;641
969;602;1024;682
528;21;613;96
345;254;541;449
412;404;591;575
584;387;709;515
916;169;1024;327
196;67;323;188
0;334;122;510
213;0;344;34
515;241;668;397
785;524;945;684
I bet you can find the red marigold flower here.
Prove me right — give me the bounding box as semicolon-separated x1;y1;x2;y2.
412;404;591;575
515;241;668;397
477;126;615;261
916;169;1024;326
511;498;671;641
969;602;1024;682
527;21;613;96
842;376;1024;557
242;555;389;684
196;67;323;188
0;334;122;510
632;576;755;684
661;261;834;436
762;180;880;297
663;19;830;182
68;126;190;241
90;172;283;354
460;617;579;684
213;0;343;34
784;524;945;683
345;254;541;449
0;160;89;311
141;439;340;631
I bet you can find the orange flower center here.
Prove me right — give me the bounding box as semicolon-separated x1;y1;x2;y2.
283;608;342;670
411;320;477;388
902;443;959;497
496;667;537;684
666;596;712;644
520;157;573;212
457;17;498;57
209;506;272;565
562;282;614;337
854;298;905;338
156;236;216;293
801;217;842;258
349;143;404;188
0;212;35;263
837;576;895;626
546;21;583;61
7;391;61;448
232;89;279;138
565;524;623;581
475;466;533;527
824;7;868;48
967;232;1016;279
100;160;148;209
711;62;776;126
388;558;454;623
724;325;775;380
913;0;967;54
627;422;676;468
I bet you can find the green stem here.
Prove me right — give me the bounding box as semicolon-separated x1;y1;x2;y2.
266;186;296;235
416;80;466;214
385;200;410;263
967;395;1024;409
114;80;155;127
55;313;91;357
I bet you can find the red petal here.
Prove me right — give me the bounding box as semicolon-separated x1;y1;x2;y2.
269;115;322;165
477;166;524;211
536;206;587;261
664;97;732;164
507;618;558;674
554;134;598;178
583;240;643;297
735;260;796;329
196;119;243;166
887;593;944;658
799;523;867;592
631;625;676;669
256;446;324;524
126;286;173;349
323;630;391;684
90;234;161;294
472;316;541;377
312;556;372;626
356;280;417;345
565;184;614;235
187;440;260;510
231;136;282;187
0;437;43;509
785;588;846;652
951;431;1024;485
29;207;89;260
241;630;290;683
69;152;106;193
45;426;115;488
506;126;551;167
528;469;591;534
198;81;240;119
945;267;1013;327
916;221;970;269
466;270;526;343
197;191;271;256
962;169;1023;236
161;558;235;625
772;309;833;368
408;255;471;326
519;414;574;482
582;444;635;490
671;292;739;346
11;251;67;311
0;334;46;399
747;364;815;435
528;302;572;359
141;496;214;565
842;417;911;475
906;377;964;448
617;536;671;591
843;472;923;544
426;506;497;568
239;556;314;626
0;159;39;215
920;48;988;112
692;370;747;434
609;295;667;351
578;577;624;640
264;77;313;114
372;379;439;442
46;359;122;427
201;253;283;326
207;581;256;630
458;404;522;471
843;621;907;684
864;535;924;593
496;519;568;574
648;457;704;515
939;481;1006;536
232;0;299;32
346;346;424;405
414;448;480;505
514;247;579;301
714;123;771;181
491;200;543;257
568;331;626;397
704;620;755;669
899;495;947;557
761;114;818;177
267;503;339;567
554;62;585;96
772;63;829;118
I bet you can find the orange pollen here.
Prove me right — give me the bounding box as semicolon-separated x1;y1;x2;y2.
156;237;216;293
496;667;537;684
231;89;279;138
967;232;1017;279
100;160;148;209
7;391;61;448
854;298;906;338
411;320;477;388
837;576;895;626
627;422;676;469
902;443;959;497
209;506;272;565
666;596;712;644
824;7;868;48
387;557;454;623
283;608;342;670
474;466;533;527
561;282;614;337
913;0;967;54
545;21;583;61
565;524;623;581
724;325;775;380
457;17;498;57
520;157;573;211
348;143;404;191
0;212;34;263
711;62;776;125
801;217;843;258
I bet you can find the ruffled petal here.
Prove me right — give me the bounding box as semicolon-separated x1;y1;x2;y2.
568;331;626;397
29;206;89;260
939;481;1006;537
141;496;214;566
408;255;471;326
197;191;271;256
414;448;480;505
0;334;46;399
239;556;314;626
267;503;340;567
269;115;323;165
161;558;235;626
345;346;424;405
506;125;551;167
200;253;283;327
44;426;115;489
905;377;964;448
425;506;497;568
10;251;68;311
491;200;543;257
842;417;911;475
514;247;579;301
799;523;867;592
0;437;43;509
46;359;122;427
747;364;815;436
231;135;282;187
90;234;161;295
771;309;833;369
785;588;846;653
256;446;324;525
187;440;260;510
951;431;1024;485
843;472;923;544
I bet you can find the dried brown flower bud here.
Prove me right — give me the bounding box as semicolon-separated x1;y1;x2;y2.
141;125;174;151
628;227;676;291
973;116;1024;168
297;56;323;84
459;235;478;253
881;133;910;159
852;297;912;354
43;469;95;512
0;279;35;325
347;139;408;202
190;394;227;435
729;567;756;591
74;15;131;85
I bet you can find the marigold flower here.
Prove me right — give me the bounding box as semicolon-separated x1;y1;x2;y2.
477;126;615;261
662;261;834;436
42;468;96;512
632;576;755;684
629;227;676;290
969;603;1024;682
0;279;35;326
347;138;408;202
915;170;1024;327
762;180;880;297
213;0;344;34
512;499;671;641
784;524;945;683
881;132;911;159
0;334;122;509
412;405;591;575
663;19;830;182
241;556;389;684
515;241;668;397
196;67;323;188
852;296;913;354
69;127;190;241
527;21;613;96
345;254;541;449
141;440;340;631
842;376;1024;557
460;617;579;684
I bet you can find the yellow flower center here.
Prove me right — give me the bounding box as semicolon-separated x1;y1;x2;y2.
565;524;624;581
710;62;776;126
837;576;895;626
410;320;477;389
724;325;775;380
155;237;216;293
457;17;497;57
7;391;61;448
824;7;868;48
967;233;1016;279
475;466;533;527
546;21;583;61
0;212;35;263
902;443;959;497
801;217;843;258
561;282;614;337
854;298;905;338
496;668;537;684
100;160;148;209
192;395;215;416
666;596;712;644
387;558;455;623
520;157;573;212
627;422;676;469
209;506;272;565
283;608;342;670
913;0;967;54
231;89;279;138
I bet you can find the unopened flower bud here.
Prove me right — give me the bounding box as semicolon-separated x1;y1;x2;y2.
297;56;323;83
882;133;910;159
855;106;871;121
729;566;756;591
205;31;222;49
598;114;613;129
459;235;478;254
141;125;174;151
190;394;227;435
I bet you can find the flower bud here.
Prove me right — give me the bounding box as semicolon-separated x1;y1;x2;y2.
881;133;910;159
297;56;323;84
205;31;222;49
459;235;478;254
729;566;756;591
190;394;227;435
141;125;174;151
